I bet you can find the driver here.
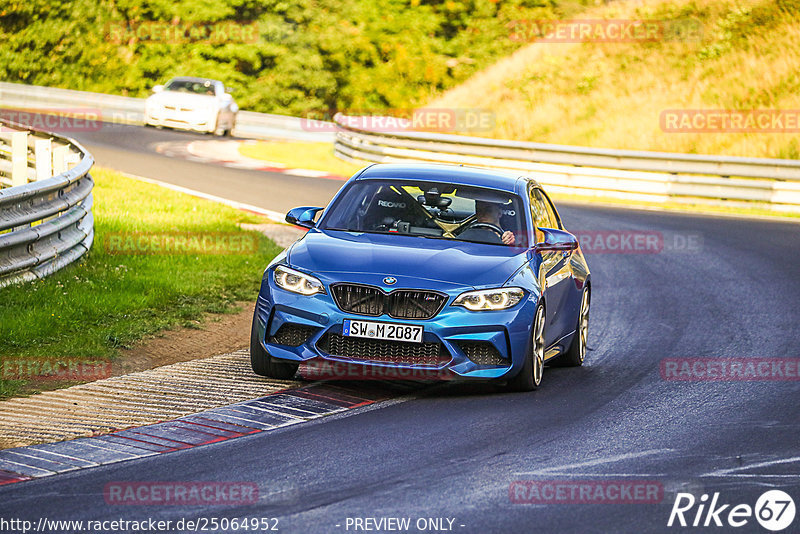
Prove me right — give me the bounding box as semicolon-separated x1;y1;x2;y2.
474;200;516;245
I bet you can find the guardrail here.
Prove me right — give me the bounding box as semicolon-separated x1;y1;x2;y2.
333;114;800;213
0;119;94;287
0;81;333;143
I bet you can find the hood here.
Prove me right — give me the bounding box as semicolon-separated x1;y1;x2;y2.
288;229;528;290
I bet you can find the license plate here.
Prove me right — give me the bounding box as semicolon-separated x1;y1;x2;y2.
343;319;423;343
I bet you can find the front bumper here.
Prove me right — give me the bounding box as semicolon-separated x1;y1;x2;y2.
145;107;216;132
254;271;538;381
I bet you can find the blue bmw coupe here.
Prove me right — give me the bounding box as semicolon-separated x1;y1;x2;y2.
251;164;591;391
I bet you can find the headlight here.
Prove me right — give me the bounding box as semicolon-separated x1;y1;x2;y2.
453;287;524;311
274;265;325;296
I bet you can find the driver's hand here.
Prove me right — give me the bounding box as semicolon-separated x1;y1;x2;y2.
502;231;516;245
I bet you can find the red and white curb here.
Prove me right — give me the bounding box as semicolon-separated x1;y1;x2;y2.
154;140;346;181
0;382;411;486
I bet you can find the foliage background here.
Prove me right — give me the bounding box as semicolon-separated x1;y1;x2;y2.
0;0;592;116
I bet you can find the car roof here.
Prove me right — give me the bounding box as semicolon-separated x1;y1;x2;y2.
167;76;221;85
355;163;532;193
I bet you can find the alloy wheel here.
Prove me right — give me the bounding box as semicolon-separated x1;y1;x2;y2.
532;305;545;386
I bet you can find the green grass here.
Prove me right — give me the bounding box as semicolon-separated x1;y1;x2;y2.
0;167;281;399
429;0;800;159
239;140;365;177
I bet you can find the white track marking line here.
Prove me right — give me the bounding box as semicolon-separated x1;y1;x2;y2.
285;169;331;177
702;455;800;477
700;473;800;478
510;473;668;477
118;171;286;223
514;448;674;475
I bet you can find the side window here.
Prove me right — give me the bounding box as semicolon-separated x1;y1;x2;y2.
540;189;562;230
529;187;554;229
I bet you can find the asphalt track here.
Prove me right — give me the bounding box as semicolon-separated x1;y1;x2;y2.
1;122;799;533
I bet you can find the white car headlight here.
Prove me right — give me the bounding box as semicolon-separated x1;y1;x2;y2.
274;265;325;296
453;287;524;311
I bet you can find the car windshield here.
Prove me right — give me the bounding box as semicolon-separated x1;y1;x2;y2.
164;80;216;96
319;180;528;246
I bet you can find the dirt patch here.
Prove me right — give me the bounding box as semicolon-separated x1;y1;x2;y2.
3;223;304;399
240;223;306;248
112;302;254;376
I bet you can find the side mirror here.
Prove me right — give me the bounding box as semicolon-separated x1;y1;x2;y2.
286;206;324;229
152;85;164;93
533;228;578;253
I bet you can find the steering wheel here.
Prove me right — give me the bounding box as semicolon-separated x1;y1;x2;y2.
467;222;505;241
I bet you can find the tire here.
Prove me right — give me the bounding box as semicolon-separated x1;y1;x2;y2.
213;114;226;136
559;287;590;367
507;303;545;392
250;311;299;379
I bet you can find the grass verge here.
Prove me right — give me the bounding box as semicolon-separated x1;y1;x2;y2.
0;167;282;399
429;0;800;159
238;140;364;178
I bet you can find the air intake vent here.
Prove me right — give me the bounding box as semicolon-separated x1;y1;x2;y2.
270;324;318;347
318;333;450;367
457;341;507;366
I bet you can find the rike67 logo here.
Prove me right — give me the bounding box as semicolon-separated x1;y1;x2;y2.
668;490;796;531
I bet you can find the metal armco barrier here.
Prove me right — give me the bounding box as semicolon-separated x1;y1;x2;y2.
0;81;333;143
332;114;800;213
0;119;94;288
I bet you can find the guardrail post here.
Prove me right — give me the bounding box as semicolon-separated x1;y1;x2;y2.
52;145;68;175
11;131;27;186
35;139;52;180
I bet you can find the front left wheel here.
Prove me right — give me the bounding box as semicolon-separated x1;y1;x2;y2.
250;311;299;379
507;303;545;392
212;113;227;136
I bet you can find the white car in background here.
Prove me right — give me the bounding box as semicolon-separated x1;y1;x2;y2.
144;77;238;136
